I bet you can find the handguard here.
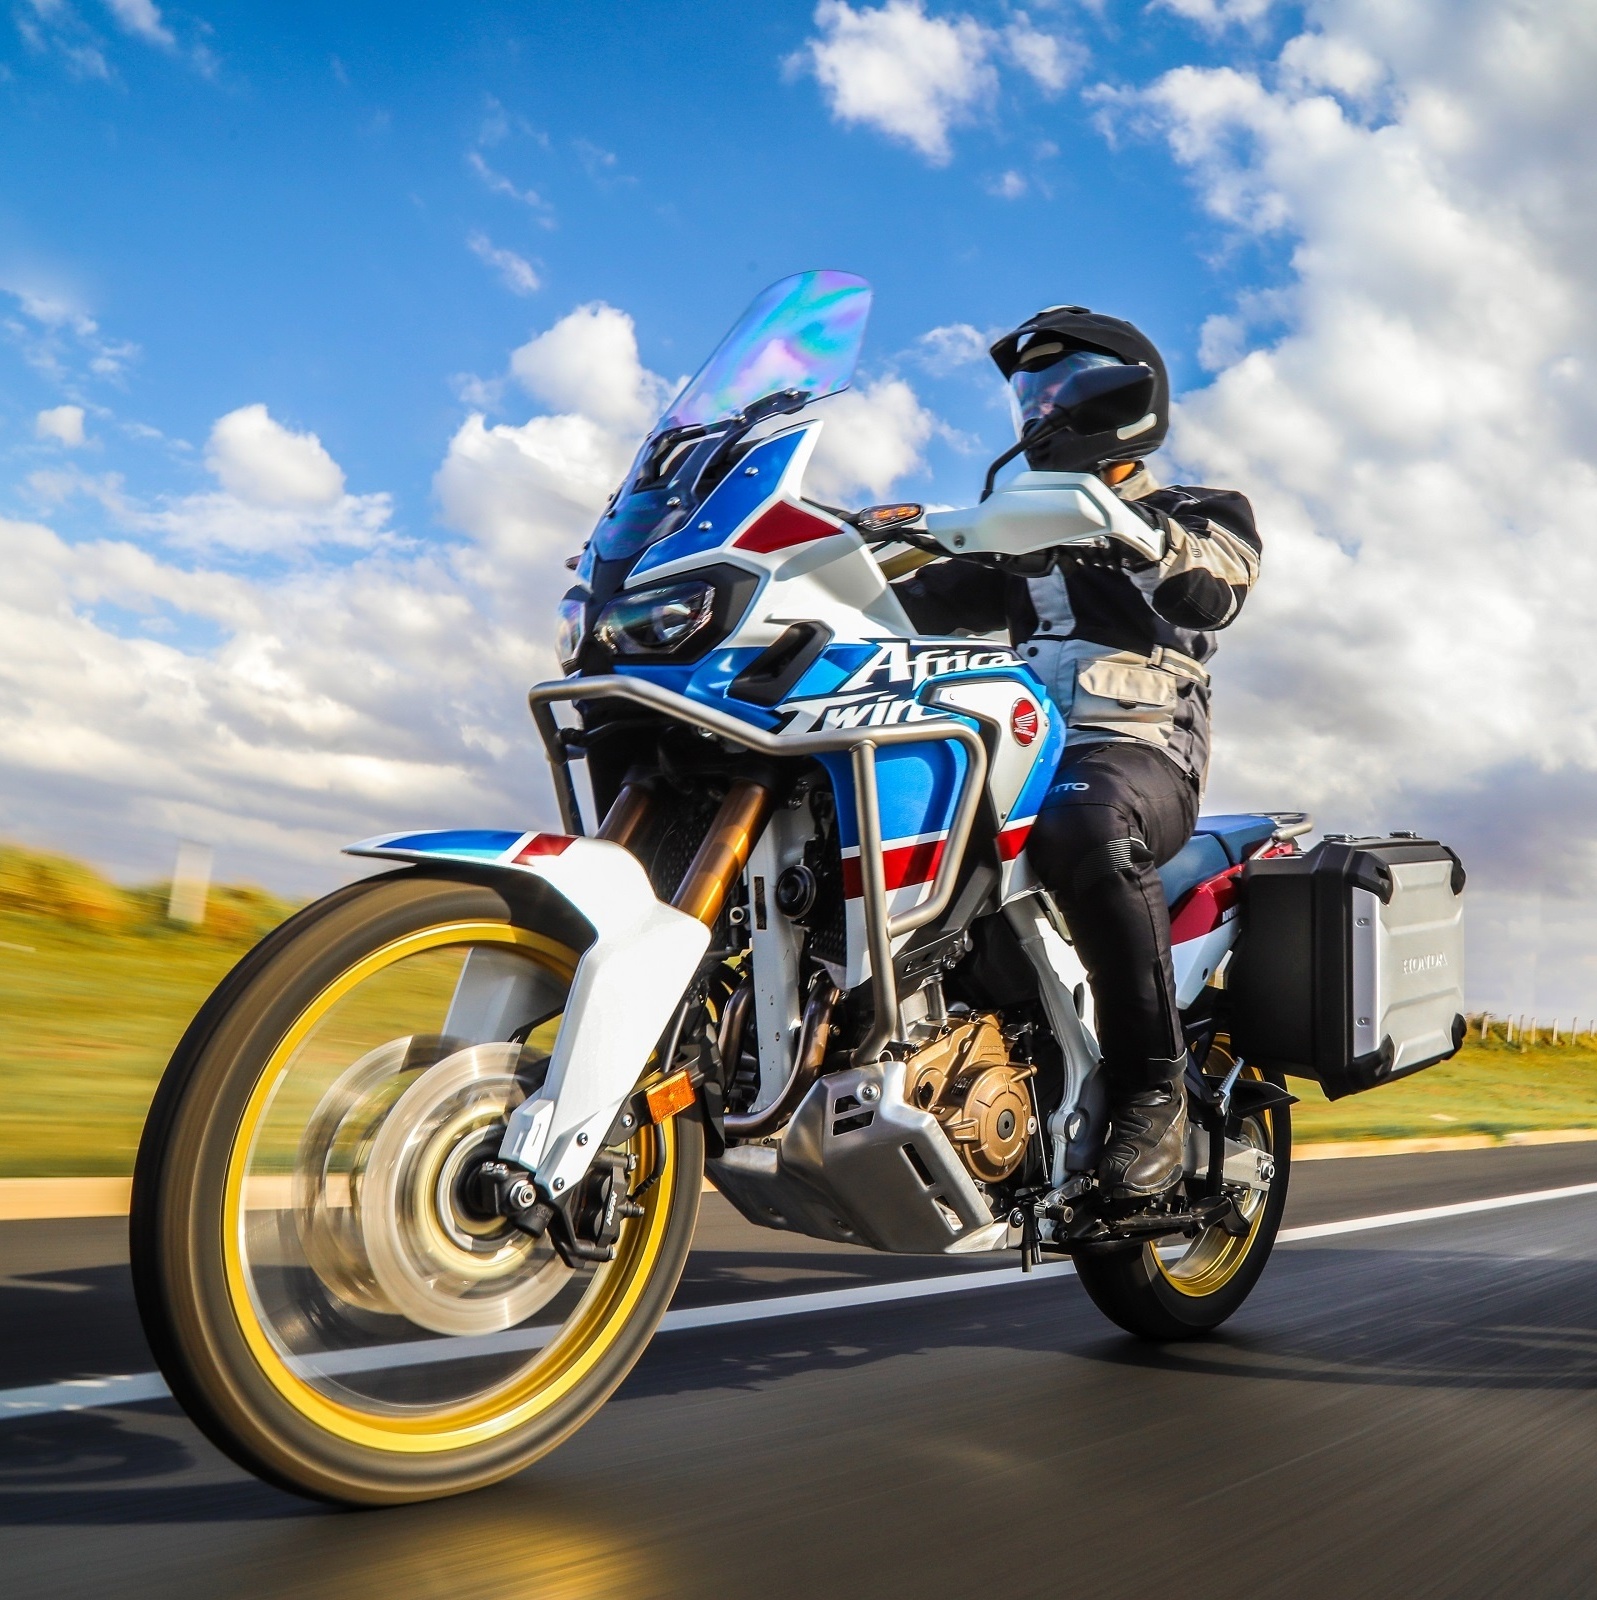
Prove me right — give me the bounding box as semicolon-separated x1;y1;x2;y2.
924;470;1164;565
345;829;710;1200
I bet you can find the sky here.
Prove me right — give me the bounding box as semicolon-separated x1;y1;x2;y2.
3;0;1596;1013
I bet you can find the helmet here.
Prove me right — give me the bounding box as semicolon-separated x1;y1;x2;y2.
989;305;1168;474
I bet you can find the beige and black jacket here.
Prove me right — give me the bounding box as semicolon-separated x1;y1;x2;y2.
892;470;1262;787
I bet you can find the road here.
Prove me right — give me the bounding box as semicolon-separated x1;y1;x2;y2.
4;1141;1597;1599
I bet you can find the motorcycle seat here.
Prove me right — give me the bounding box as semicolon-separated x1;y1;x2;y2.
1194;813;1280;864
1158;814;1278;908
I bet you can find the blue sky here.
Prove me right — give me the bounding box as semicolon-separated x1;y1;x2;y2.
4;0;1597;1011
3;0;1294;540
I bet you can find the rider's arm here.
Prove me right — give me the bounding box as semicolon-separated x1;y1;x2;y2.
891;559;1013;637
1125;486;1262;632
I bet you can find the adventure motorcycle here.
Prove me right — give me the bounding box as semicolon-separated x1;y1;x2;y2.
132;271;1467;1504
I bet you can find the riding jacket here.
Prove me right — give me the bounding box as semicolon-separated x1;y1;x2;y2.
893;468;1261;787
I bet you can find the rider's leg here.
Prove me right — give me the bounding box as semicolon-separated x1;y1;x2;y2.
1025;740;1200;1197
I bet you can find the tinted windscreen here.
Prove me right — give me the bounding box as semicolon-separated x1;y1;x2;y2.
660;270;872;430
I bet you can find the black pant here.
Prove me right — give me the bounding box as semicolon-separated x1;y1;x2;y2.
1026;741;1200;1095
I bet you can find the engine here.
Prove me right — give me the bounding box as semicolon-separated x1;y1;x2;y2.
901;1012;1036;1184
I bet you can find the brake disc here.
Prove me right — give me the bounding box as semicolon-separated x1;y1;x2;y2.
360;1042;572;1336
293;1035;461;1315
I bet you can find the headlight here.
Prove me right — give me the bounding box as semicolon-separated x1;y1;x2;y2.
555;591;587;672
592;580;716;658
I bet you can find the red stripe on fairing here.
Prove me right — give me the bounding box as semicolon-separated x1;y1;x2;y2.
998;820;1033;862
1169;865;1241;944
842;837;947;899
513;833;576;862
735;500;839;554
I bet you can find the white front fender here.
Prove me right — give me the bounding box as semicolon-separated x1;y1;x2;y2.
346;829;710;1198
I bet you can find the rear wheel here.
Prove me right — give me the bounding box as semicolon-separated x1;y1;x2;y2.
1072;1046;1289;1341
131;871;703;1505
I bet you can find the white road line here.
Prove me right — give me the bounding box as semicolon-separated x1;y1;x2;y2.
6;1179;1597;1424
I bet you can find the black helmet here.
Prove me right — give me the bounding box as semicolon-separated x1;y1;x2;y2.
989;305;1168;474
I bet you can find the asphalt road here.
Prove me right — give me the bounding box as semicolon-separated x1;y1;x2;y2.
5;1141;1597;1599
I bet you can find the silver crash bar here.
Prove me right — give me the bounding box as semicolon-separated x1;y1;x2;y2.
527;675;989;1066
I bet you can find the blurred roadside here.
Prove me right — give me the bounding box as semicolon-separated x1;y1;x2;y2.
3;839;1597;1183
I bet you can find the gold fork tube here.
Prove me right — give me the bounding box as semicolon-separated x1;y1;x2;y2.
596;781;653;852
671;780;774;927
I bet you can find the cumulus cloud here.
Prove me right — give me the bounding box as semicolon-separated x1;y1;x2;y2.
0;513;544;892
790;0;999;164
0;296;943;896
1113;0;1597;1006
508;302;673;434
805;376;940;501
205;405;344;508
36;405;86;446
913;321;991;375
466;230;541;295
986;168;1027;199
790;1;1078;163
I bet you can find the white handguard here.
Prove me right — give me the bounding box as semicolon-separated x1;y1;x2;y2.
924;470;1164;565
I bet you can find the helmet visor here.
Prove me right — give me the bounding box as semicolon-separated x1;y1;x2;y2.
1008;348;1122;439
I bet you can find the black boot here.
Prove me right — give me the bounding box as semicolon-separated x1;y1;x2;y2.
1099;1081;1187;1199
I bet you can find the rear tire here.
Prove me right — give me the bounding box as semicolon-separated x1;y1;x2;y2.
1072;1054;1290;1341
131;870;703;1505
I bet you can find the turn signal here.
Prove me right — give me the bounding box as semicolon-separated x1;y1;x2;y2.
645;1070;697;1124
855;503;924;535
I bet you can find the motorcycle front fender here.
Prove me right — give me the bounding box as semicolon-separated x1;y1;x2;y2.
346;829;710;1198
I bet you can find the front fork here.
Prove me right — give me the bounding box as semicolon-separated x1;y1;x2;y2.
485;776;776;1257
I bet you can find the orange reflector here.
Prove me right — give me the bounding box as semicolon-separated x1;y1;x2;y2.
646;1070;697;1124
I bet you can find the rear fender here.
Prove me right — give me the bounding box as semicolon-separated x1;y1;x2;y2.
346;829;710;1198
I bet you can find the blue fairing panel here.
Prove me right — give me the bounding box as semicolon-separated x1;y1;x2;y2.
630;430;806;578
817;740;969;850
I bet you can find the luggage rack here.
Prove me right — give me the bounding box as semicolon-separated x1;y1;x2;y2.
527;675;990;1066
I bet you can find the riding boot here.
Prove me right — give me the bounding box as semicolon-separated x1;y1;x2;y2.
1099;1079;1187;1199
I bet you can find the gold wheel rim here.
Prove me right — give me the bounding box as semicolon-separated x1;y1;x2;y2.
1151;1049;1274;1300
221;920;677;1453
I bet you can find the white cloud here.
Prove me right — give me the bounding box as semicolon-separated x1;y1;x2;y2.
0;513;544;893
2;284;140;385
791;0;998;165
1116;0;1597;1007
101;0;174;48
35;404;86;446
466;150;553;225
466;231;541;295
986;168;1027;199
1003;15;1081;94
914;321;991;375
0;296;945;900
205;404;345;509
805;376;939;501
508;302;672;435
1153;0;1278;31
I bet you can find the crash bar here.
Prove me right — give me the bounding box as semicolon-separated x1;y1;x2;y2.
526;674;990;1065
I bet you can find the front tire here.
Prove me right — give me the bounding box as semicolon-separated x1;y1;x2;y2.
1073;1052;1290;1341
131;870;703;1505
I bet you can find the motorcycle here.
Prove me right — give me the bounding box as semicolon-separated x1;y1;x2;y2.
131;271;1467;1504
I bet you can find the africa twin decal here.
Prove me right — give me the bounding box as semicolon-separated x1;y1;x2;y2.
777;641;1023;733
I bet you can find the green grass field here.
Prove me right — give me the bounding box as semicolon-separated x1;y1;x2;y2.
1;839;1594;1174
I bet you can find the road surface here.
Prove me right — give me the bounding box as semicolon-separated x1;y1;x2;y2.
4;1142;1597;1598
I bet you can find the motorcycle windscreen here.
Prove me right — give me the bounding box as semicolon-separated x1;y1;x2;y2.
659;270;872;430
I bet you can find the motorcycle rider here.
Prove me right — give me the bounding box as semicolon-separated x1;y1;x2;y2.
894;306;1261;1201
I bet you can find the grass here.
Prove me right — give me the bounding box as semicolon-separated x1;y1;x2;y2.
0;842;299;1176
3;838;1597;1174
1289;1032;1597;1145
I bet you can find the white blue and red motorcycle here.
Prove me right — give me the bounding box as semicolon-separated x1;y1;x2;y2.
131;272;1325;1504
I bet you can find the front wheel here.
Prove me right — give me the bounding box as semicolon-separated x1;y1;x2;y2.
131;870;703;1505
1072;1050;1290;1341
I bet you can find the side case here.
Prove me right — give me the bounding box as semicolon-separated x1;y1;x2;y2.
1229;836;1467;1099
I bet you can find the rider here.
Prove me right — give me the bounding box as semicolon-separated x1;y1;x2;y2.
894;305;1262;1201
